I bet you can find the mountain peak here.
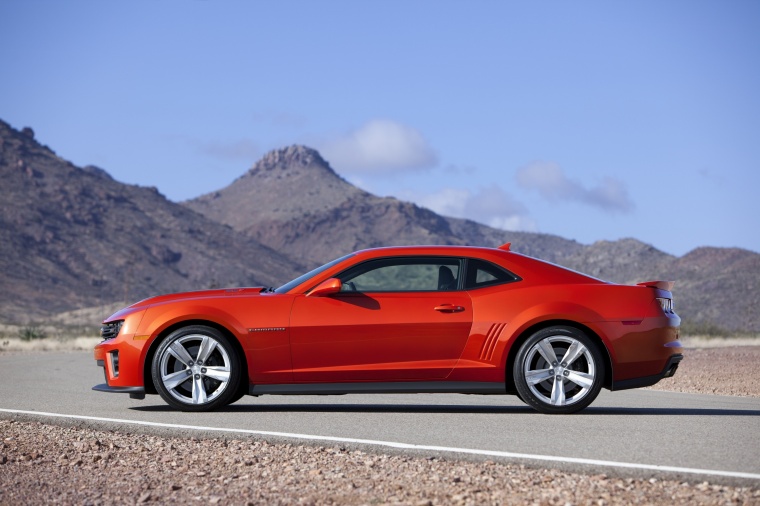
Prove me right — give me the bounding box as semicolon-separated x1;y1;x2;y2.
247;145;337;179
186;145;363;232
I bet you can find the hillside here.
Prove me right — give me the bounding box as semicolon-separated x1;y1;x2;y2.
0;120;302;321
187;145;759;333
186;146;588;266
1;121;756;333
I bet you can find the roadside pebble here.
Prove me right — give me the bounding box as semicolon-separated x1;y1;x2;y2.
0;420;757;505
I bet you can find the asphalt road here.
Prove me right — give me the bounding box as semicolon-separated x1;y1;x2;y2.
1;351;759;484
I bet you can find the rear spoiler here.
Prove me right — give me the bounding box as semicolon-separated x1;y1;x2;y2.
637;280;674;291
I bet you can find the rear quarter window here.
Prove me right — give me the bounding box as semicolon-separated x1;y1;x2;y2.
464;258;520;289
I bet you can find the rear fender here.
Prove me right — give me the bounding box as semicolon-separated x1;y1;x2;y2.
496;302;615;391
503;301;610;349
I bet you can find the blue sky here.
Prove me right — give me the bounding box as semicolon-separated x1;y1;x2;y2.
2;1;758;256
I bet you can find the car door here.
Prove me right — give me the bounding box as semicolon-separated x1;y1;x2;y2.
289;257;473;382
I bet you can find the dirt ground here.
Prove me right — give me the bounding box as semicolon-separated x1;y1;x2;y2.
647;344;760;398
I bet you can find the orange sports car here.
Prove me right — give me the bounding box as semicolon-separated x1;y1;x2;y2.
93;244;682;414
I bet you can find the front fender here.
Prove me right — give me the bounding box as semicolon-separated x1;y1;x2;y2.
134;303;249;373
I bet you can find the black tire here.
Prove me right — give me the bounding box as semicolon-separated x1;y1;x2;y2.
227;381;248;405
151;325;242;412
513;326;605;414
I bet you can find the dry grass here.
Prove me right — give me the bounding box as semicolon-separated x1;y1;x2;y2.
681;335;760;348
0;336;100;353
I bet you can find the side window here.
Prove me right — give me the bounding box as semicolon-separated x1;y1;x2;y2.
464;258;519;289
339;257;461;292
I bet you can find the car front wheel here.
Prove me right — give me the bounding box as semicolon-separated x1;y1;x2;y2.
152;325;242;411
513;326;605;414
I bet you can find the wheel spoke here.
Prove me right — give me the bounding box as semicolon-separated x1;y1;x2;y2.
526;368;554;386
196;336;217;364
162;369;191;391
561;340;587;367
566;370;594;389
537;338;559;365
203;365;230;383
550;377;566;405
192;375;208;404
168;342;194;367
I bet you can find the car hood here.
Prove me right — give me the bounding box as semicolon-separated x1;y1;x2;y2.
128;287;267;309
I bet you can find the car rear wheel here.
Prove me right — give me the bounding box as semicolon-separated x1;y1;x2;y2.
513;326;604;414
152;325;242;412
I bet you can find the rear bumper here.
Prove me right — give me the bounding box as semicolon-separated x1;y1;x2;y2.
610;353;683;391
596;313;682;382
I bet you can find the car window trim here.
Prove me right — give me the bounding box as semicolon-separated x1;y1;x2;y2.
334;255;466;293
462;257;522;290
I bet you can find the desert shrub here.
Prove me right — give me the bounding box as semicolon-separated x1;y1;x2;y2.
680;320;730;337
18;325;47;341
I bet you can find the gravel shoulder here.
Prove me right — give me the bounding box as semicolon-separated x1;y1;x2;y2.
647;345;760;397
1;340;759;504
1;420;758;505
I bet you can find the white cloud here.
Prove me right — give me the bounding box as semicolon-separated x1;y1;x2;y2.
488;215;535;231
410;185;537;232
414;188;470;218
319;119;438;174
516;161;634;213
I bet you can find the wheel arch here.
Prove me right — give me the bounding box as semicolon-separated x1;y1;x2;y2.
142;319;249;396
504;319;613;394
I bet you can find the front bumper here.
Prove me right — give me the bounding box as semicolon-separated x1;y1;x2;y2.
92;383;146;399
94;333;147;388
93;357;147;399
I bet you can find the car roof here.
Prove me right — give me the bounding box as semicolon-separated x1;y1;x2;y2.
351;243;511;259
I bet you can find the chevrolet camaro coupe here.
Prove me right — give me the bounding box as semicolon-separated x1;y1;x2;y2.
93;244;682;414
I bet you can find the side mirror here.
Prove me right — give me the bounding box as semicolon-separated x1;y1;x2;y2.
307;278;342;297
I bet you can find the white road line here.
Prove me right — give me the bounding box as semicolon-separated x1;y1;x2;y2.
1;407;758;481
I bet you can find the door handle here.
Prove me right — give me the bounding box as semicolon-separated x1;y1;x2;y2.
434;304;465;313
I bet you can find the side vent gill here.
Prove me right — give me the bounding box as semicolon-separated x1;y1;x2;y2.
479;323;506;361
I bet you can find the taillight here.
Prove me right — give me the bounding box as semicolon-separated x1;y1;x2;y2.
656;297;674;313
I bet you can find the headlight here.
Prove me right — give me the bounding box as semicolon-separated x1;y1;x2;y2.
100;320;124;340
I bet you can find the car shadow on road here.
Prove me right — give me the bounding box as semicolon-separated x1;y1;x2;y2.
132;404;533;414
580;406;760;416
130;404;760;416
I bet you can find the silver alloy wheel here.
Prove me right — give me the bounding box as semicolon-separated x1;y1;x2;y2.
523;335;596;407
158;333;232;405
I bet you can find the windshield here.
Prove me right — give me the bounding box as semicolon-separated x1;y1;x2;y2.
274;253;355;294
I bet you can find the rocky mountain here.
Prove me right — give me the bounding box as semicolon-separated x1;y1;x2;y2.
2;120;756;333
186;146;586;265
0;120;302;322
187;145;759;333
